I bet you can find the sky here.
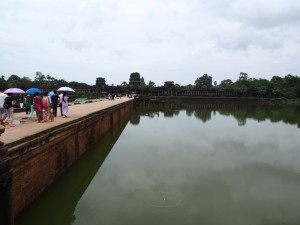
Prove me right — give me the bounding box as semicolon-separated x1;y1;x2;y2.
1;0;300;86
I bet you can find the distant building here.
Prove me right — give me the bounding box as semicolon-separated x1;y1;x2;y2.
129;72;141;91
164;81;175;95
96;77;106;94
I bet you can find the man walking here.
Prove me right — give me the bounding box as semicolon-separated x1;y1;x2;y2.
50;90;59;117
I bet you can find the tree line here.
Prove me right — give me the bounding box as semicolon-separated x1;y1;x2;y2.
1;72;300;99
193;72;300;99
0;73;90;91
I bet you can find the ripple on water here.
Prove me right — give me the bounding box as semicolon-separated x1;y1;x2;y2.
147;190;183;208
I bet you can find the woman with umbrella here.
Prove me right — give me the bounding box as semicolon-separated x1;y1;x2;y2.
62;92;69;118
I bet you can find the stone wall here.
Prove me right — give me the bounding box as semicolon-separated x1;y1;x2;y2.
7;101;133;217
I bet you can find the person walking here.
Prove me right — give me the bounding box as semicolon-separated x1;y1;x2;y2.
24;95;32;115
62;92;69;118
0;90;8;126
19;94;24;108
33;92;43;123
50;90;59;117
3;93;15;126
41;92;52;122
59;92;63;116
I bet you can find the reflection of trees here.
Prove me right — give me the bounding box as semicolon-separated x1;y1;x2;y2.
129;113;141;125
186;109;194;117
217;105;300;127
164;110;175;117
134;106;182;118
237;118;246;126
174;109;180;116
193;109;212;123
135;104;300;127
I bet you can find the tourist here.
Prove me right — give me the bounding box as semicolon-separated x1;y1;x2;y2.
42;92;53;122
50;90;59;117
33;92;43;122
62;92;69;118
3;93;15;125
0;90;8;126
59;92;63;116
24;95;32;115
19;94;24;108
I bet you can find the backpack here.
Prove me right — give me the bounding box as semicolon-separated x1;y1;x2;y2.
42;97;48;109
3;97;10;109
3;102;10;109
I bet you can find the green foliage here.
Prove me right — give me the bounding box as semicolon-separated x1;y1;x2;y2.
1;71;300;100
194;74;213;88
7;74;22;88
148;80;156;89
219;79;234;89
185;84;194;89
2;72;93;92
76;91;86;97
238;72;248;81
121;81;128;88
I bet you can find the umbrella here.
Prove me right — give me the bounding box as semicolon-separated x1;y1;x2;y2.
48;91;54;96
26;88;42;95
4;88;25;94
57;87;75;93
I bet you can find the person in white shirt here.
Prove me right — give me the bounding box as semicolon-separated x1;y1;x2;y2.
0;90;8;124
59;93;63;116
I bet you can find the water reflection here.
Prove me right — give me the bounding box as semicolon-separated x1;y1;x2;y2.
15;119;129;225
132;103;300;127
16;104;300;225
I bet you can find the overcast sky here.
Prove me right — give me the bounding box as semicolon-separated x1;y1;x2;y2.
1;0;300;86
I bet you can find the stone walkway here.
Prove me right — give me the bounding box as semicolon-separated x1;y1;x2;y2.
1;97;133;145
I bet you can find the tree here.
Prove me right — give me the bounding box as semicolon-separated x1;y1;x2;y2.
7;74;22;87
220;79;233;87
34;72;46;82
175;83;181;88
147;80;156;94
139;77;146;92
283;74;299;88
0;75;8;90
185;84;194;89
194;74;213;88
239;72;248;81
20;76;32;89
121;81;128;91
251;79;270;97
56;79;68;87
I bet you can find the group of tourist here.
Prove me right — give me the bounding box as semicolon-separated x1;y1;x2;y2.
0;89;70;127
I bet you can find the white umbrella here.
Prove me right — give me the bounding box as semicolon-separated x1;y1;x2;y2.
57;87;75;93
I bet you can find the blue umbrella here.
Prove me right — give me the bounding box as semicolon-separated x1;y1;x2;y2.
26;88;42;95
48;91;54;96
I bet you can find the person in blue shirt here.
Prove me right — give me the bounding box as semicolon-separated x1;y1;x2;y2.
50;90;59;117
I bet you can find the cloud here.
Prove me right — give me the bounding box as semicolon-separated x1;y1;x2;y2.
0;0;300;85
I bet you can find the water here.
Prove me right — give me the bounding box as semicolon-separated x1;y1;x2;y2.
16;104;300;225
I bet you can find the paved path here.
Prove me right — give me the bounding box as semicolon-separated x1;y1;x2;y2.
1;97;133;145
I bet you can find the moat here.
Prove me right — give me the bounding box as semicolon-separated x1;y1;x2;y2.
16;104;300;225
